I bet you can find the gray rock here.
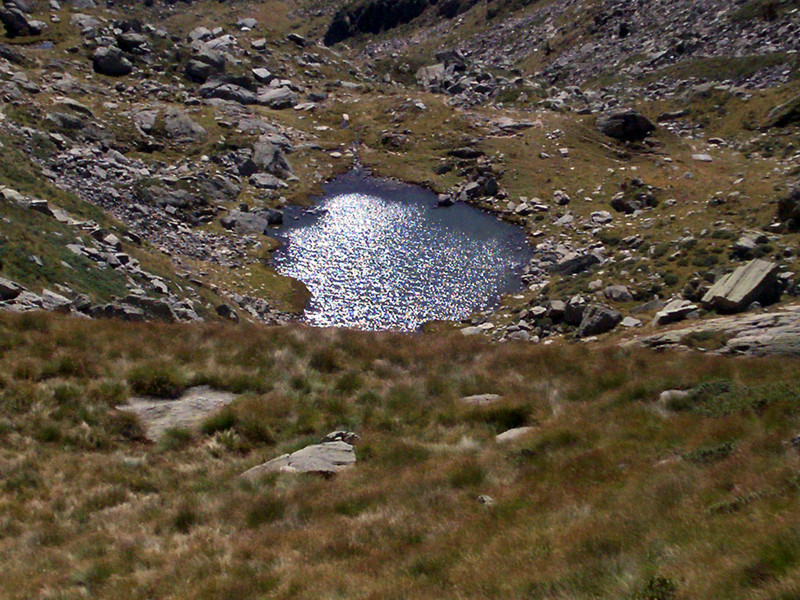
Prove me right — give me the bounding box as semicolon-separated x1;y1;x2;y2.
216;303;238;321
241;441;356;478
119;386;236;441
199;80;256;104
549;252;601;275
187;26;212;42
460;394;501;406
765;95;800;128
248;135;293;178
416;63;446;89
0;277;24;301
654;299;698;326
70;13;100;32
576;304;622;337
184;60;215;84
117;32;148;53
1;7;44;37
252;68;273;84
132;109;158;134
190;40;226;70
93;46;132;77
701;259;781;313
250;173;287;189
604;285;633;303
496;427;535;444
564;295;587;326
320;431;360;444
777;187;800;231
621;316;642;328
41;289;71;311
659;389;690;405
162;107;206;144
257;86;298;109
597;109;655;142
460;326;482;336
121;294;179;322
220;209;283;234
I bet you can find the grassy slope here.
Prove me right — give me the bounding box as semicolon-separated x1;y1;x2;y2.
1;312;799;599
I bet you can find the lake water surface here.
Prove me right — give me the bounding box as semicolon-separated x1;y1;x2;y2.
272;172;533;331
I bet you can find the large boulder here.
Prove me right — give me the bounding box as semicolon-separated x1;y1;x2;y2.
184;60;215;83
701;259;781;313
190;40;226;71
765;95;800;128
576;304;622;337
0;6;44;37
0;277;24;301
93;46;132;76
777;187;800;231
548;252;602;276
610;179;659;214
653;298;698;326
257;86;298;109
244;134;293;179
241;441;356;478
162;107;207;144
416;63;446;89
198;80;256;104
220;209;283;234
596;109;655;142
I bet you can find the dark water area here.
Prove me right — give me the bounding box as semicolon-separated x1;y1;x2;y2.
272;172;534;331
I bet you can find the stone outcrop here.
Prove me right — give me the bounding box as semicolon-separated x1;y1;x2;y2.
596;109;655;142
93;45;132;76
118;386;237;441
701;259;781;313
576;304;622;337
241;440;356;478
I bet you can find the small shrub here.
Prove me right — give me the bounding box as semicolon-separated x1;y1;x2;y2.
53;383;81;407
201;407;238;436
106;410;147;442
34;422;62;443
172;505;198;533
246;496;286;528
334;371;363;394
127;363;186;399
309;347;341;373
685;441;736;464
159;427;194;451
39;353;96;380
88;380;128;406
634;576;677;600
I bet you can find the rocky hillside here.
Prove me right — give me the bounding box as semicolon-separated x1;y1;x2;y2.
0;0;798;350
2;2;800;599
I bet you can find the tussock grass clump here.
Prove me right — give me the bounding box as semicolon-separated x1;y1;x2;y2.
127;362;186;399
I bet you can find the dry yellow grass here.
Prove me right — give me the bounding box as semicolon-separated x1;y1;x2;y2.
0;312;799;599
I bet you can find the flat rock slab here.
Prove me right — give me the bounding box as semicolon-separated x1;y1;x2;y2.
630;305;800;357
118;386;236;441
461;394;502;406
241;441;356;478
702;259;779;312
496;427;536;444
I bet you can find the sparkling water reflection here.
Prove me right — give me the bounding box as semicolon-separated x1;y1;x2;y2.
272;172;534;331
